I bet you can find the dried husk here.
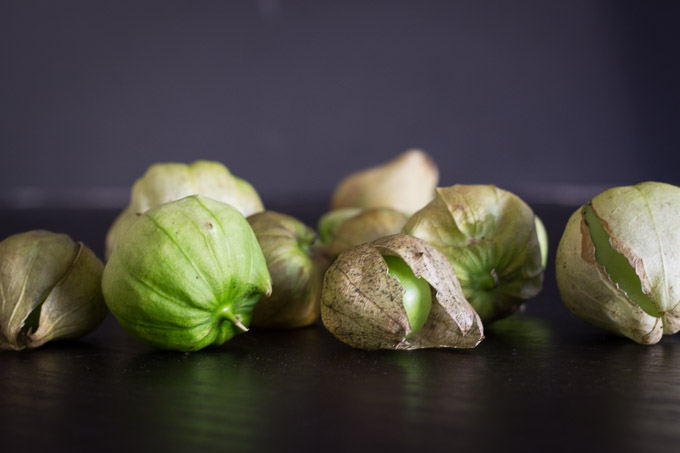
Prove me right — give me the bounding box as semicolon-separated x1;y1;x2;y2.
556;182;680;344
105;160;264;259
403;185;544;323
0;231;106;350
321;234;484;350
330;149;438;215
247;211;329;328
323;207;409;259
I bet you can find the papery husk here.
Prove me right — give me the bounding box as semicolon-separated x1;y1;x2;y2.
403;184;543;323
105;160;264;259
330;149;438;215
247;211;329;329
556;182;680;344
321;234;484;350
103;195;272;352
0;231;106;350
324;208;409;259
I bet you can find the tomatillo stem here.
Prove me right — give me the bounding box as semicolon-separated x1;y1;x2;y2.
218;306;249;332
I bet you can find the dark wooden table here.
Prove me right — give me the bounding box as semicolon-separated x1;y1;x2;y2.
1;202;679;453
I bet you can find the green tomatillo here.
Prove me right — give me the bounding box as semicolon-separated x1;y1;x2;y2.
330;149;439;215
403;184;546;323
318;207;409;260
321;234;483;350
105;160;264;259
0;231;107;350
556;181;680;345
247;211;329;329
102;195;272;351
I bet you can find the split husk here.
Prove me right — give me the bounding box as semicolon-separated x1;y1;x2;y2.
105;160;264;259
321;234;484;350
0;230;106;350
556;181;680;345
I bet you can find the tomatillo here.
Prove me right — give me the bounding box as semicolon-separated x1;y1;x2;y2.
102;195;272;351
556;181;680;345
321;234;483;350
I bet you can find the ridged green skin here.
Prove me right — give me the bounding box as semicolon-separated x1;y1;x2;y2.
102;196;272;351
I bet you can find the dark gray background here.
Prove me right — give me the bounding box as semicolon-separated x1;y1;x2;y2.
1;0;679;208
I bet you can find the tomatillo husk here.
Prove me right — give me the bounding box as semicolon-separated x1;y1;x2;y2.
318;207;409;260
103;195;272;352
321;234;484;350
0;230;106;350
556;181;680;345
105;160;264;259
330;149;438;215
247;211;329;329
403;185;545;323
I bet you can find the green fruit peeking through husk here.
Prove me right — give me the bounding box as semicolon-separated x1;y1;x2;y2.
247;211;329;329
321;234;483;350
382;255;432;338
403;184;545;323
105;160;264;259
0;231;107;350
556;182;680;345
102;195;272;351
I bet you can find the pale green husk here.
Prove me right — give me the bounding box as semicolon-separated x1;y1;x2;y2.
247;211;328;329
105;160;264;259
556;181;680;345
318;207;409;259
0;231;106;350
402;185;544;323
102;196;271;351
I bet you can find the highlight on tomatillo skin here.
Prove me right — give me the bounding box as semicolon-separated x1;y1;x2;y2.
321;234;483;351
0;231;107;351
382;255;432;338
556;182;680;345
102;195;272;352
403;184;544;323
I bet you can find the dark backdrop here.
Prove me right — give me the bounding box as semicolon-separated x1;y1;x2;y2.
1;0;679;207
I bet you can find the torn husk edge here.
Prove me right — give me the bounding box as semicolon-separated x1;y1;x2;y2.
320;233;484;350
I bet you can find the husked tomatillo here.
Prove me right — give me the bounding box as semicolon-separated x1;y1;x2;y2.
0;231;106;350
556;182;680;345
105;160;264;259
403;184;546;323
103;196;272;352
330;149;438;215
318;207;409;260
247;211;329;329
321;234;483;350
